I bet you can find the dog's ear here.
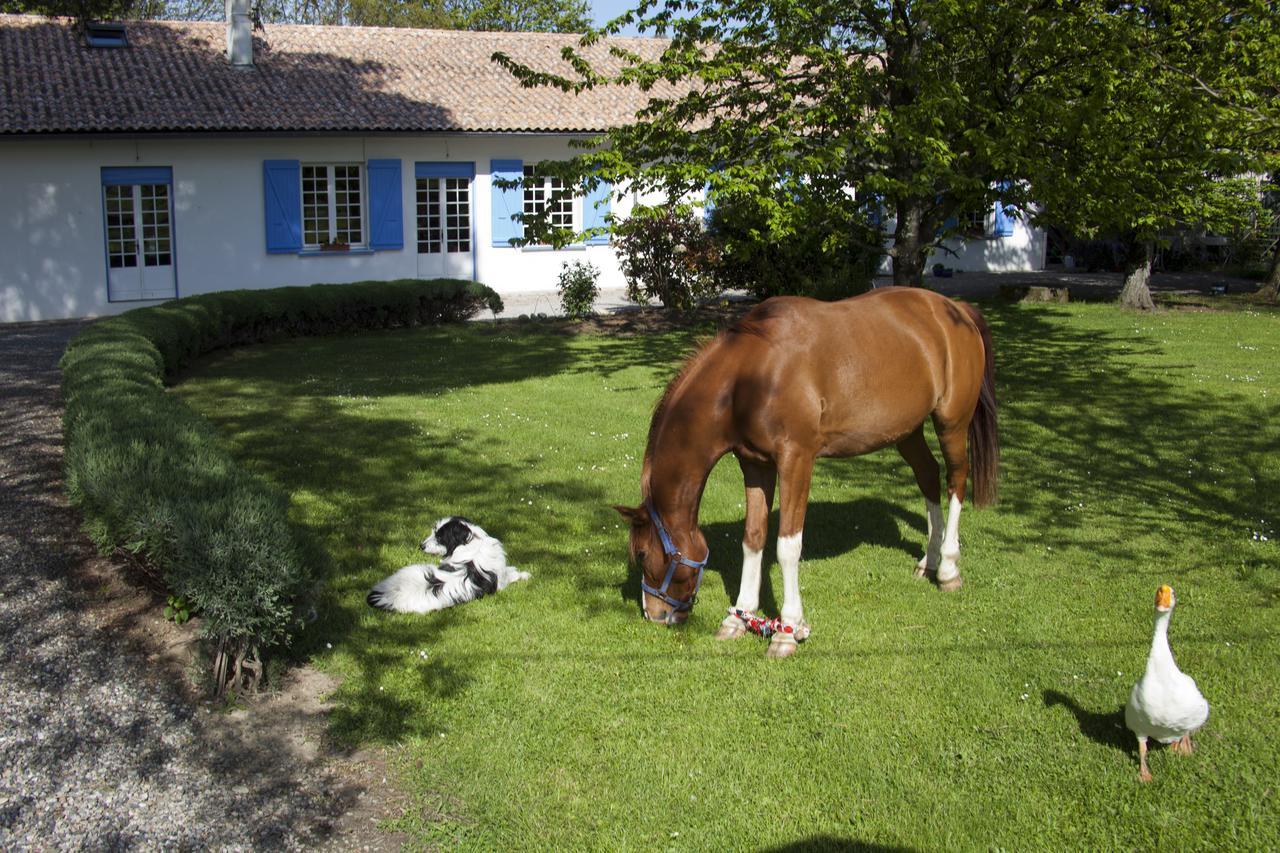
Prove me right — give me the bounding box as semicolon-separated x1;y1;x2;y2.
613;505;647;528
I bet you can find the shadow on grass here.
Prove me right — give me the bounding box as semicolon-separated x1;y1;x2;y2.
178;301;1280;743
1042;689;1132;754
179;323;712;743
977;301;1278;590
695;497;922;616
761;837;917;853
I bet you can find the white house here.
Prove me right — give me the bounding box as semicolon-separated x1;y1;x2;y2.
0;12;1045;323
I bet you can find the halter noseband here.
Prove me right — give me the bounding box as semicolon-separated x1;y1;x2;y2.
640;500;709;614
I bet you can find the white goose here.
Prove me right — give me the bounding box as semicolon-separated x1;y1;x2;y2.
1125;584;1210;782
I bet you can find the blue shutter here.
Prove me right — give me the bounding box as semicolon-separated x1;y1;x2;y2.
417;162;476;179
367;159;404;251
263;160;301;254
993;181;1015;238
935;193;956;236
491;159;523;247
584;180;612;245
101;166;172;186
864;192;882;227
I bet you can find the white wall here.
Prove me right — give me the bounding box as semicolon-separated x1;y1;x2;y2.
0;134;635;322
0;133;1049;322
929;215;1047;273
876;210;1047;276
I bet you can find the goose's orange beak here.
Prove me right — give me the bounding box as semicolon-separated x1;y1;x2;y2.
1155;584;1175;611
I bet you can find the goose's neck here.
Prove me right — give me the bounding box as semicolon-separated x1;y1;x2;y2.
1148;609;1175;669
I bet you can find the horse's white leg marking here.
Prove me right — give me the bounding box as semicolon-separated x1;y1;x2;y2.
766;532;807;658
777;532;804;626
916;498;943;574
717;543;764;639
736;543;763;613
937;493;963;585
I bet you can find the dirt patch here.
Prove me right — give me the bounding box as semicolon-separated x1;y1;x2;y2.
62;546;411;850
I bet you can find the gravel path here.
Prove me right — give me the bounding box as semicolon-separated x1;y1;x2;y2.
0;321;386;851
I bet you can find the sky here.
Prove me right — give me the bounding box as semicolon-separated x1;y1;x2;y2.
589;0;646;36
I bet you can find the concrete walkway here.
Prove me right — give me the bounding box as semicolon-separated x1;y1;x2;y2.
481;269;1259;319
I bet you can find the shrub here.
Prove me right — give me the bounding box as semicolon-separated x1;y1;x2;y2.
557;260;601;319
707;194;879;301
613;206;721;310
61;279;501;696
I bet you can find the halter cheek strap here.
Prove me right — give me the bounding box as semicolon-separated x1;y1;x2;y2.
641;500;709;613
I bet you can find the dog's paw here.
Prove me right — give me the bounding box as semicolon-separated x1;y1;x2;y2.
512;570;531;582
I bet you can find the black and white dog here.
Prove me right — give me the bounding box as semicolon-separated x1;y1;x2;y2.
367;517;530;613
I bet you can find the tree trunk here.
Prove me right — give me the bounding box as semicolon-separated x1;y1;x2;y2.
1257;242;1280;303
891;201;930;286
1119;240;1156;310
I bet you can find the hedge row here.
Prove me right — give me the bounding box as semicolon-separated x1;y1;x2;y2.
60;279;503;693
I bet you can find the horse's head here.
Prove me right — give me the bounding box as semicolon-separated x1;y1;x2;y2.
615;503;708;625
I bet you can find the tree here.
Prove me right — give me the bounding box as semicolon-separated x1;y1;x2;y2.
1258;175;1280;302
4;0;589;30
2;0;136;21
496;0;1279;304
495;0;1048;286
1009;1;1280;309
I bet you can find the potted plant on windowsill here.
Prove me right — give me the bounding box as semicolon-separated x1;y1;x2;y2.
320;240;351;252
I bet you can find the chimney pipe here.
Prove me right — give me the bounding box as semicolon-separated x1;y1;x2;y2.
227;0;253;67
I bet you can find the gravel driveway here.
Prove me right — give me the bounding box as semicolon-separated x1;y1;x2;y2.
0;321;388;851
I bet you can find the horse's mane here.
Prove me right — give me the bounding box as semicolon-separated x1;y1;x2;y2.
640;336;716;499
639;309;779;499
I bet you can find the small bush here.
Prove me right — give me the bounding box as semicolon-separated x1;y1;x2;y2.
707;194;879;301
61;279;501;696
613;206;721;310
557;260;601;319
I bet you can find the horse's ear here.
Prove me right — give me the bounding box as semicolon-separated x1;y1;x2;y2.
613;504;646;526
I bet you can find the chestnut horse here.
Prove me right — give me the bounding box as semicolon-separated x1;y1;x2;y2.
615;287;998;658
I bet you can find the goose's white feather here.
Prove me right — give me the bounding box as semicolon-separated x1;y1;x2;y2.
1125;598;1209;744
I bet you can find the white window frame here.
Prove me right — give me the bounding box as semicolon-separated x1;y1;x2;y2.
522;166;580;245
101;175;177;302
962;207;989;239
416;176;472;255
301;162;367;250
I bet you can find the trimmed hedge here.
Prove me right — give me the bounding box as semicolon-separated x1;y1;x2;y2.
60;279;502;693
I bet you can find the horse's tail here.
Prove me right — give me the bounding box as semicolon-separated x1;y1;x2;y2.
962;303;999;507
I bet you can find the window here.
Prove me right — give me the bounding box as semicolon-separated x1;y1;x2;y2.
104;185;139;269
417;176;471;254
962;208;988;239
523;165;576;237
85;22;128;48
301;163;365;249
101;166;176;301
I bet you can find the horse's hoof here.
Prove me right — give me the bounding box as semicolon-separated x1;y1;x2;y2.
714;617;748;640
917;566;962;591
766;634;798;659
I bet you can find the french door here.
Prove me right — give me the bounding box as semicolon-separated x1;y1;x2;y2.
415;163;474;280
102;173;176;301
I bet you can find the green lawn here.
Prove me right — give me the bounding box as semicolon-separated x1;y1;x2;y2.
175;300;1280;850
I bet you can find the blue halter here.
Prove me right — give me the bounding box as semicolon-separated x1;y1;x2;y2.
641;500;709;613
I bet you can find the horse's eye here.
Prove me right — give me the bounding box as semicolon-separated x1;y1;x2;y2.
636;550;646;564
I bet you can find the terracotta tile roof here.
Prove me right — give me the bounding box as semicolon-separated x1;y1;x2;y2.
0;14;673;135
